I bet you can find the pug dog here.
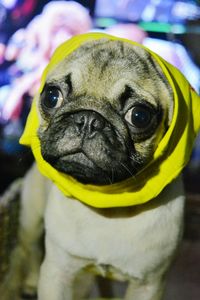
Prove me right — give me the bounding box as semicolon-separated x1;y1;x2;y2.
2;38;186;300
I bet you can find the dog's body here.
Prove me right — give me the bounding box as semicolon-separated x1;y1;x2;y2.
0;37;187;300
19;164;184;300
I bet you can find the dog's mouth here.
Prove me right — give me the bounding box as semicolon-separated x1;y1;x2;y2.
42;151;136;185
43;151;113;185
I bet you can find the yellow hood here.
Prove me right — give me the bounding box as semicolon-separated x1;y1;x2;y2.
20;32;200;208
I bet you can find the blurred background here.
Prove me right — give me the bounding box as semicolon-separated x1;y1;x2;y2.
0;0;199;299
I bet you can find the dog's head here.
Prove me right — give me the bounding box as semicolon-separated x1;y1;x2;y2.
37;39;173;185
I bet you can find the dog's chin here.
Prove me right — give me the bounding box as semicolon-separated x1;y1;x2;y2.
43;152;134;185
55;153;109;185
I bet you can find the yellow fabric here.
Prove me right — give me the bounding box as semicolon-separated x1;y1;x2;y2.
20;32;200;208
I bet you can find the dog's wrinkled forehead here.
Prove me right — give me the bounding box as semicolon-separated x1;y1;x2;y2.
46;39;172;110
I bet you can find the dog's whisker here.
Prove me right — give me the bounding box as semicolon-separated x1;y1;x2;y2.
129;154;144;168
120;162;134;178
108;176;113;185
111;167;114;184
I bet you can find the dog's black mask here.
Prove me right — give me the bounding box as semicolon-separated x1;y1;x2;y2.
40;106;143;185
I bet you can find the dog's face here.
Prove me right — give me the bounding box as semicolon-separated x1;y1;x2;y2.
37;39;173;185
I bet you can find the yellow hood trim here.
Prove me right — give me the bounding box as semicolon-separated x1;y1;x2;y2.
20;33;200;208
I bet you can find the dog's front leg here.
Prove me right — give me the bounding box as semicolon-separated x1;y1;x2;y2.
19;164;49;297
38;236;89;300
125;277;165;300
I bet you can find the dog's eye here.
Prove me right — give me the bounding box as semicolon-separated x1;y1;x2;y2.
125;105;152;128
41;87;63;109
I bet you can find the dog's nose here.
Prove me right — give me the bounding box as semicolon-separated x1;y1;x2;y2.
73;110;105;138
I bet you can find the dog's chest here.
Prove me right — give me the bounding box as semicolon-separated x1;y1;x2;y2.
44;181;184;280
